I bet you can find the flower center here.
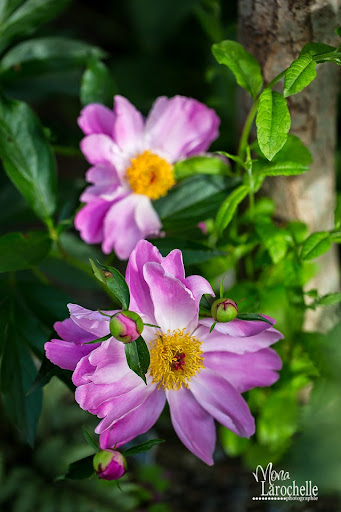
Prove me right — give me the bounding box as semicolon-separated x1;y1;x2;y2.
149;329;204;391
126;150;175;200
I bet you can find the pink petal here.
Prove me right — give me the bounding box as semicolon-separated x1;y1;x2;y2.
45;339;99;371
68;304;113;338
53;318;95;344
145;96;220;162
75;199;113;244
203;348;282;393
162;249;185;282
80;184;127;203
95;382;158;433
143;262;198;333
102;194;142;258
199;325;284;355
99;388;166;449
184;275;215;308
112;95;145;154
126;240;162;321
199;315;275;337
189;368;255;437
166;387;215;465
86;165;119;186
80;134;126;172
102;194;161;259
78;104;115;136
134;195;162;235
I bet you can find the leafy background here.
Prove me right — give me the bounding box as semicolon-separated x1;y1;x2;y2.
0;1;340;511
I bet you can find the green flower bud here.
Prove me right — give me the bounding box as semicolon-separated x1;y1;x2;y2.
110;310;144;343
211;298;238;323
93;449;127;480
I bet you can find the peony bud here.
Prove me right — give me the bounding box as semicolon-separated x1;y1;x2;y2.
93;449;127;480
110;310;144;343
211;298;238;323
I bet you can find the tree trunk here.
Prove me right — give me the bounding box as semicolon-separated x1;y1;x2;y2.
238;0;340;330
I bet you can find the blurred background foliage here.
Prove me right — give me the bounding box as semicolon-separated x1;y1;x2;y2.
0;0;340;510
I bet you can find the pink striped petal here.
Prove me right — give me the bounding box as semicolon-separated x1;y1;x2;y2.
143;262;198;333
75;199;113;244
112;95;145;154
145;96;219;162
189;368;255;437
99;388;166;449
167;387;215;465
203;348;282;393
199;315;275;337
126;240;162;321
78;104;115;136
199;325;284;355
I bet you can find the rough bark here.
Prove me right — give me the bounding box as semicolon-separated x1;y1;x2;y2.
238;0;340;330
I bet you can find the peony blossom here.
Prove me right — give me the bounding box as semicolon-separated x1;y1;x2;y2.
45;241;283;465
75;95;219;259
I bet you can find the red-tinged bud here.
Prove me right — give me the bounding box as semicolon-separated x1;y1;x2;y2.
110;311;144;343
93;449;127;480
211;298;238;323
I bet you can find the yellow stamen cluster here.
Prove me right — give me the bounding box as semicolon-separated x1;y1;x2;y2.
126;150;175;200
149;329;204;391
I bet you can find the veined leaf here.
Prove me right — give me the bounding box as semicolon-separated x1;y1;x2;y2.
301;231;332;261
173;155;230;180
253;160;309;177
256;89;291;161
215;185;249;236
0;96;57;221
212;40;263;98
123;439;165;456
125;337;150;384
284;53;317;97
80;59;116;107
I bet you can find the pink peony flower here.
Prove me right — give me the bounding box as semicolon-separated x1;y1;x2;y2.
45;241;283;465
75;95;220;259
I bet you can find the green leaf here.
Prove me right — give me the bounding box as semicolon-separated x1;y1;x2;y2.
300;42;336;58
256;89;291;161
220;428;250;457
29;355;75;394
173;155;230;180
253;160;309;177
255;222;289;263
212;40;263;98
98;263;130;310
80;59;116;107
301;231;332;261
1;322;42;446
0;37;106;75
152;237;225;266
125;336;150;384
154;174;238;231
215;185;249;236
0;0;71;54
317;293;341;306
272;134;312;165
63;455;94;480
236;313;273;325
284;53;317;97
0;231;51;272
83;427;99;452
258;389;298;451
0;96;57;221
123;439;165;457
